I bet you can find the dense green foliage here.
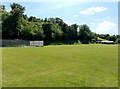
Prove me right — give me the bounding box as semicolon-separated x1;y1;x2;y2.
78;24;97;43
97;34;118;42
0;3;118;43
2;44;118;87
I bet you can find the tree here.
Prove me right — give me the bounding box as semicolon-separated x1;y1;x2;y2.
55;17;63;24
42;22;63;41
10;3;25;13
105;34;110;40
55;19;69;40
108;35;117;42
0;5;5;12
68;24;78;40
2;3;25;39
51;24;63;40
79;24;96;43
115;38;120;44
23;15;28;20
28;16;41;22
20;18;44;40
1;6;12;39
32;22;44;40
44;18;47;22
2;3;110;44
10;3;25;38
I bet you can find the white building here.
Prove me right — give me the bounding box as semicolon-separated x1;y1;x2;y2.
100;41;114;44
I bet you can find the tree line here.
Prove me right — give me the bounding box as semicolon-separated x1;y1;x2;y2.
0;3;119;44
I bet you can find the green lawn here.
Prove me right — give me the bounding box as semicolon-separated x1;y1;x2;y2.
2;44;118;87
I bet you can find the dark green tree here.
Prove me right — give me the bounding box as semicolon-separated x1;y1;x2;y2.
108;35;117;42
68;24;78;40
42;22;63;41
28;16;41;22
79;24;96;43
2;3;25;39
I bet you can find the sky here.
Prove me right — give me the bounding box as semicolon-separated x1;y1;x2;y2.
2;1;118;35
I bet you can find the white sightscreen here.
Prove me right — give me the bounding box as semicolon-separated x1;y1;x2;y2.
30;41;43;46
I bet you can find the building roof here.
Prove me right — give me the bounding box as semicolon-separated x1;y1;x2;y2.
101;41;114;43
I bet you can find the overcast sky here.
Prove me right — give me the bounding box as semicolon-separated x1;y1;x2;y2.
2;1;118;35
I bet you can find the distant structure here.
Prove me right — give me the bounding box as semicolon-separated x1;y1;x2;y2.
100;41;115;44
30;41;44;47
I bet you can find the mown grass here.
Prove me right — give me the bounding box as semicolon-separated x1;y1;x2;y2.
2;44;118;87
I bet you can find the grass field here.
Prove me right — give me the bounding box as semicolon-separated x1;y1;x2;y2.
2;44;118;87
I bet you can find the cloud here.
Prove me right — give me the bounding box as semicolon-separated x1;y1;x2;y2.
73;15;78;18
91;22;96;25
49;1;78;9
95;21;117;34
80;7;107;15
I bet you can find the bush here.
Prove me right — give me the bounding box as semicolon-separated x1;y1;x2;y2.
44;40;81;45
115;38;120;44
